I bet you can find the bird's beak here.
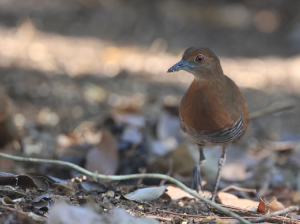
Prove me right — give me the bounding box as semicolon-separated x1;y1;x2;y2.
167;60;191;73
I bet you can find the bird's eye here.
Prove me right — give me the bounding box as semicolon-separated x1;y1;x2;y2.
195;54;205;63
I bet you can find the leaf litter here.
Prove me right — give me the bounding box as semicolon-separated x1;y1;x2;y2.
1;1;300;223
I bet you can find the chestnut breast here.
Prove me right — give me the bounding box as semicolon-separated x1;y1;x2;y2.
179;76;249;145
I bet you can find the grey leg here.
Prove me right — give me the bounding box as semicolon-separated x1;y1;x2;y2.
191;146;206;193
211;146;228;202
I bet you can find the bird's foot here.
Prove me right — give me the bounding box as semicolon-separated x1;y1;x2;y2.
191;163;204;193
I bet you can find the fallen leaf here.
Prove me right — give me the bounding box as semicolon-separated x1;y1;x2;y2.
122;186;167;202
264;185;289;198
218;192;259;210
166;185;211;200
222;163;247;181
27;173;68;189
0;172;38;188
290;191;300;205
203;216;236;223
85;129;119;175
257;198;267;214
220;185;256;194
0;94;17;148
0;185;27;198
266;198;286;212
2;197;17;208
32;193;51;203
80;181;107;192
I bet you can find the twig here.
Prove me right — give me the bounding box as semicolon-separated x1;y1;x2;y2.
163;210;256;220
146;215;172;221
220;185;256;194
0;152;251;224
160;158;173;186
249;101;294;120
162;210;210;218
137;167;147;185
249;206;299;223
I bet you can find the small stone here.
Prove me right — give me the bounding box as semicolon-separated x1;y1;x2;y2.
137;205;144;211
178;201;184;207
103;197;110;204
106;190;115;198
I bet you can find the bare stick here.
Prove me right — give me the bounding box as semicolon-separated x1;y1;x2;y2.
249;206;299;223
160;158;173;186
0;152;251;224
220;185;256;193
249;101;294;120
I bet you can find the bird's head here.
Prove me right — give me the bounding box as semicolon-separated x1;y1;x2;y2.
167;47;223;80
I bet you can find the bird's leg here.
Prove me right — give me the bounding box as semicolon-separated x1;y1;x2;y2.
211;146;228;202
191;146;206;193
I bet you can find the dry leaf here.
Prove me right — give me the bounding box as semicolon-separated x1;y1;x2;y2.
218;192;259;210
257;198;267;214
290;191;300;205
0;94;17;148
0;172;38;188
203;216;236;223
85;129;119;175
166;185;210;200
264;185;289;198
122;186;167;202
0;143;15;170
2;197;18;208
0;185;27;198
266;198;286;212
33;193;51;212
221;163;247;181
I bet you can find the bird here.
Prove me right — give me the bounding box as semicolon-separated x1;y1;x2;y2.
167;47;249;202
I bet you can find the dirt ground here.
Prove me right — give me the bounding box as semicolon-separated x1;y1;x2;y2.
1;0;300;223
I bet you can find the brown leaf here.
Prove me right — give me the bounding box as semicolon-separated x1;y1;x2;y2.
264;185;289;198
218;192;259;210
85;129;119;175
203;216;236;223
290;191;300;205
257;198;267;214
222;163;247;181
166;185;210;200
2;197;16;208
266;198;286;212
0;94;18;148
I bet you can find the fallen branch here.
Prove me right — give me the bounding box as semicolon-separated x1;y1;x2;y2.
0;152;251;224
220;185;256;194
249;101;294;120
249;206;299;223
146;215;172;221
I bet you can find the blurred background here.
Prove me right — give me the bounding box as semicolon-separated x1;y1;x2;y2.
0;0;300;200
